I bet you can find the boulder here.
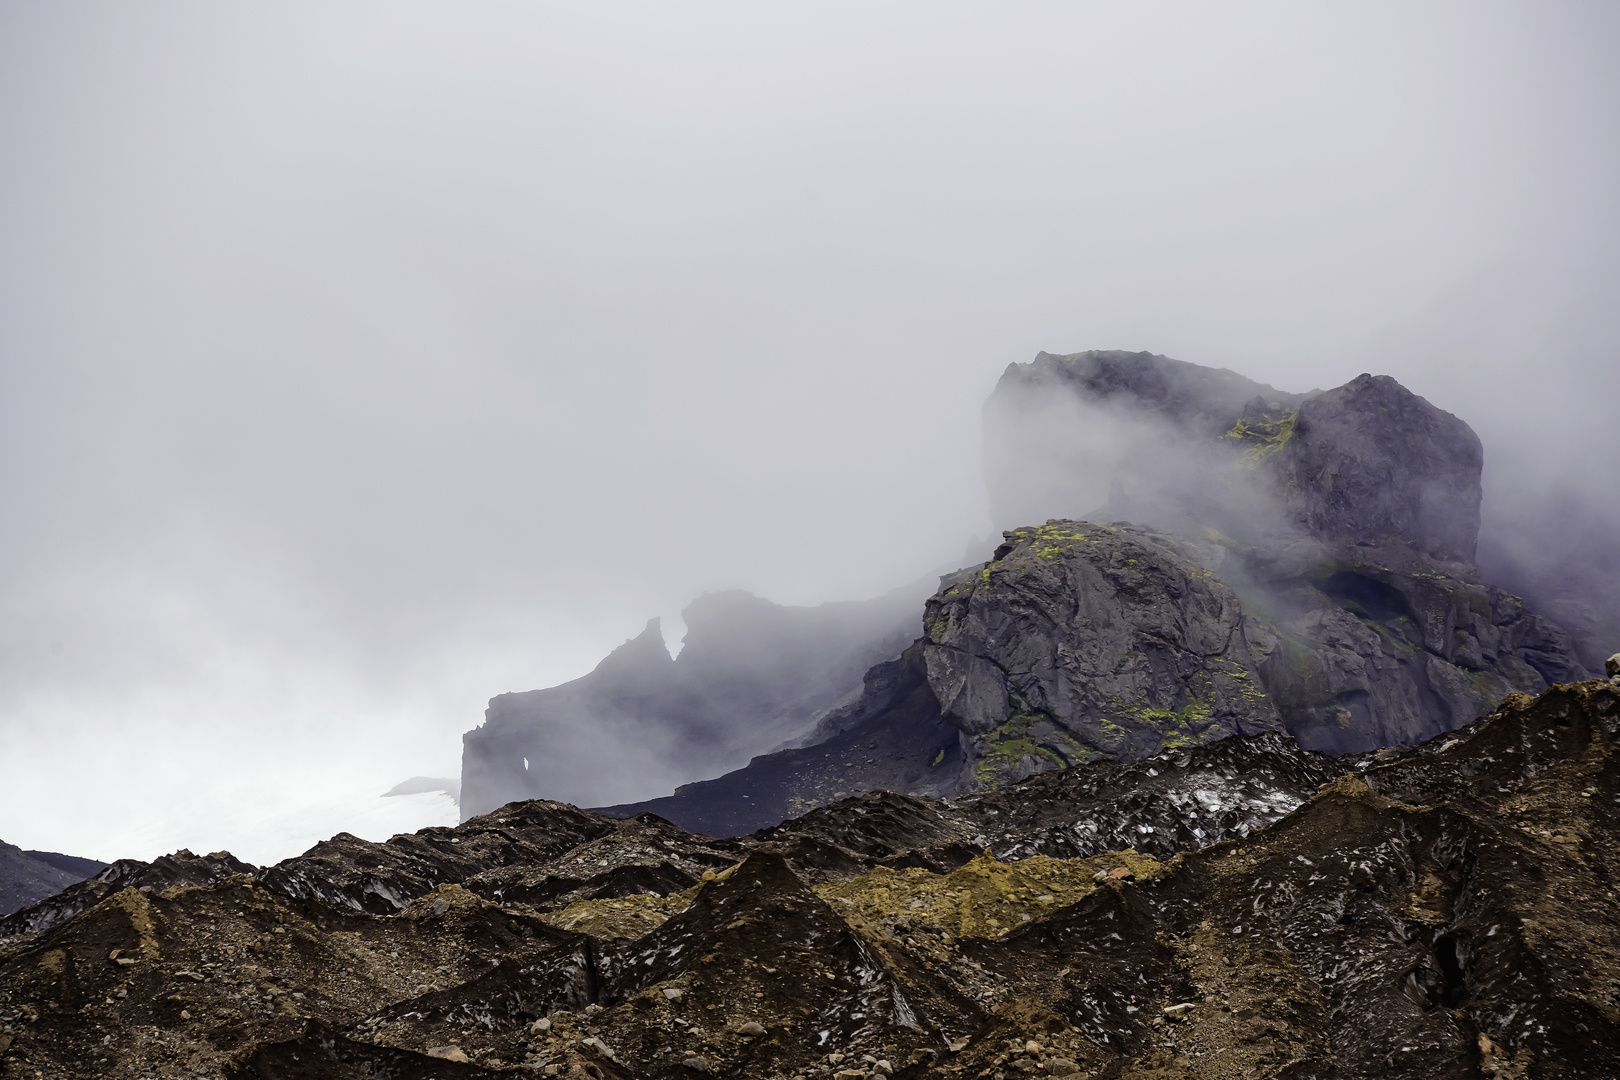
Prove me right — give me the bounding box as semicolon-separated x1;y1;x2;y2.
923;521;1284;786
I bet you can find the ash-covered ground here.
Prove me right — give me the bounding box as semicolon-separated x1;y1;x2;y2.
3;679;1619;1079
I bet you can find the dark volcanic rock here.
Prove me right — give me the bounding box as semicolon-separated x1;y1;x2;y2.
3;680;1617;1079
0;843;105;918
960;730;1346;862
923;521;1285;783
595;641;965;837
598;513;1582;825
462;584;928;818
230;1019;515;1079
971;349;1586;761
259;801;621;915
984;351;1485;561
0;847;254;940
1273;372;1483;562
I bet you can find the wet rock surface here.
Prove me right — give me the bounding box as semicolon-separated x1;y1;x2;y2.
5;680;1618;1077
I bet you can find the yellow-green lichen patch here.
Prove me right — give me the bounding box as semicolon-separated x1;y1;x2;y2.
1225;410;1297;468
535;860;757;940
813;849;1161;939
1001;522;1104;563
973;712;1089;790
1211;655;1271;709
1102;692;1220;753
537;891;696;940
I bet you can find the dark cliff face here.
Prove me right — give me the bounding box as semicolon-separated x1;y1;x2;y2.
975;351;1587;753
923;523;1285;782
985;351;1486;565
1273;373;1483;563
594;519;1583;826
924;516;1578;776
463;349;1590;835
461;584;929;819
4;680;1618;1079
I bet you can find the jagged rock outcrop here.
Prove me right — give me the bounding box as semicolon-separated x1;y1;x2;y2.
461;584;929;818
939;516;1580;760
984;351;1486;562
0;848;254;940
923;522;1285;781
459;349;1587;834
4;679;1618;1078
973;351;1586;759
1270;372;1483;562
598;510;1581;829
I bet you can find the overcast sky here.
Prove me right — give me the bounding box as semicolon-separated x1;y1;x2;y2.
2;2;1616;864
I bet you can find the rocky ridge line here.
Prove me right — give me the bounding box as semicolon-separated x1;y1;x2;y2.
3;675;1618;1077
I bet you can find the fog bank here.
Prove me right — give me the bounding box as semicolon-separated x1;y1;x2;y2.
1;2;1615;862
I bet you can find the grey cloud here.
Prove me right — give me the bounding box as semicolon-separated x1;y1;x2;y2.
0;2;1615;861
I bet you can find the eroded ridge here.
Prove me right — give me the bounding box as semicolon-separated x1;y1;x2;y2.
2;680;1617;1078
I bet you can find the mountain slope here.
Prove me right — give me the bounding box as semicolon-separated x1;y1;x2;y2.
598;510;1581;833
461;583;931;818
2;678;1617;1078
0;843;105;917
476;355;1586;835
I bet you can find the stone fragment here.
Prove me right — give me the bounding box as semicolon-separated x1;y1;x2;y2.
1607;653;1620;679
737;1021;765;1037
530;1017;551;1034
426;1046;469;1062
683;1056;712;1072
1047;1058;1081;1076
663;986;683;1000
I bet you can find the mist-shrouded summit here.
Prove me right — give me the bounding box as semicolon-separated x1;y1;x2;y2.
583;351;1589;836
3;0;1618;872
459;583;932;818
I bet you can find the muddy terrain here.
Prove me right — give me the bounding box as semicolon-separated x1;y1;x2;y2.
3;678;1619;1078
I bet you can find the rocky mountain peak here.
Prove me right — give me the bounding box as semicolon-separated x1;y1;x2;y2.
586;617;674;685
987;352;1486;567
1273;371;1483;563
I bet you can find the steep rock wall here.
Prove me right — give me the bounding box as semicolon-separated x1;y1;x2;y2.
922;522;1284;788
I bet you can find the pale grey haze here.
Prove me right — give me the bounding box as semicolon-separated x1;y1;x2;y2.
1;2;1615;864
